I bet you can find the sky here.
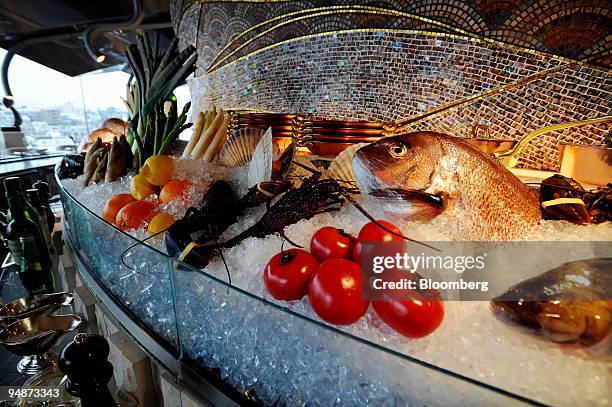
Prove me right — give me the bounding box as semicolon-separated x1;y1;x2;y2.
0;48;131;109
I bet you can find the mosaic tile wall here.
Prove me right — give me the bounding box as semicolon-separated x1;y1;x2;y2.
407;64;611;170
171;1;611;171
188;32;567;119
173;1;612;69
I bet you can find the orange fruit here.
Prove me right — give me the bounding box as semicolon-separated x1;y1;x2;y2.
115;200;157;230
148;213;175;236
102;194;136;224
159;180;192;204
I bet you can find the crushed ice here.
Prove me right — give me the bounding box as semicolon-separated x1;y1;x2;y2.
61;158;612;407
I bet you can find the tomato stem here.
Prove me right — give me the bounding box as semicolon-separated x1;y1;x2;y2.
280;250;296;265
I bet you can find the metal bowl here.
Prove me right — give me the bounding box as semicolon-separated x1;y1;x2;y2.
0;292;73;326
0;314;83;356
305;134;382;143
462;138;517;154
238;113;297;123
304;127;383;136
309;119;384;129
17;366;80;406
305;141;357;156
558;143;612;186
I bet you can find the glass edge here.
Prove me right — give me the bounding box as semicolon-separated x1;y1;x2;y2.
54;163;543;405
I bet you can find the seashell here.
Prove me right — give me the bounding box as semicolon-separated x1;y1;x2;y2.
247;127;273;187
217;127;265;167
91;148;109;184
326;142;369;186
83;140;104;186
119;134;134;170
105;136;128;183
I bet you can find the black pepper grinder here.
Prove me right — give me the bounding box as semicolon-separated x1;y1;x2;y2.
59;333;118;407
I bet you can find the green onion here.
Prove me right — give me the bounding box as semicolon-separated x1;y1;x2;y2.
125;31;197;168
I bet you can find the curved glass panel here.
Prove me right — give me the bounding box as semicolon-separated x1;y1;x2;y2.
171;258;535;406
60;174;605;406
60;186;179;348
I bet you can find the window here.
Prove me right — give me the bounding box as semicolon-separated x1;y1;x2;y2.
0;48;192;152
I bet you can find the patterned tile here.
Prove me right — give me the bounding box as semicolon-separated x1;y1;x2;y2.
172;1;611;170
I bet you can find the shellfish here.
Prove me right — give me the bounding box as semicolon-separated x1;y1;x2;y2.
326;142;369;187
217;127;265;167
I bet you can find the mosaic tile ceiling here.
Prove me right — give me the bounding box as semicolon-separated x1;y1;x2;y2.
171;1;611;171
172;0;612;69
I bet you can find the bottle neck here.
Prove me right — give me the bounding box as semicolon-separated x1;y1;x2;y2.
6;193;27;221
26;193;42;210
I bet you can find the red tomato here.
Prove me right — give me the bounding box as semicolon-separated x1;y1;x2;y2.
373;296;444;338
308;258;369;325
264;249;318;301
310;226;356;262
353;220;405;263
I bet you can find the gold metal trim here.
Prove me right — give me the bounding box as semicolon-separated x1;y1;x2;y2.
207;5;380;72
210;29;487;76
391;47;610;132
495;116;612;168
177;0;291;33
392;62;579;132
198;4;608;74
207;7;412;73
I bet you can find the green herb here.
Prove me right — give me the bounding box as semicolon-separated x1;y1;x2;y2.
125;31;197;167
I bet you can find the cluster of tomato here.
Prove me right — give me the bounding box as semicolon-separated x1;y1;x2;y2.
263;220;444;338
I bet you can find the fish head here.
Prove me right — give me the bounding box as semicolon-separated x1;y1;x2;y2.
353;132;443;194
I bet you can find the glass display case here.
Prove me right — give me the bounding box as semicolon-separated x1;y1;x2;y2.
58;171;610;407
48;1;610;405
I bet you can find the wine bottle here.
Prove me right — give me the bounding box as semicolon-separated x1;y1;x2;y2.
26;189;53;253
32;180;55;232
3;177;55;295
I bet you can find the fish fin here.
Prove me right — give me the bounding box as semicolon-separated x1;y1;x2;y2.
369;188;445;222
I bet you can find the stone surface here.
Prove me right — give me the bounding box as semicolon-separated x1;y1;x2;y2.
160;372;182;407
58;252;76;293
108;330;156;407
180;387;207;407
160;371;209;407
72;285;98;335
95;302;119;338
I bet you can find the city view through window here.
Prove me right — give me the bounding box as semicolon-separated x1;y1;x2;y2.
0;48;190;152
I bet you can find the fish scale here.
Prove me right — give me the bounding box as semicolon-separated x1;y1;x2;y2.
353;131;541;240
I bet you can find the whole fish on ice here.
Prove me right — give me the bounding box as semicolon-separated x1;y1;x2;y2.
352;131;541;240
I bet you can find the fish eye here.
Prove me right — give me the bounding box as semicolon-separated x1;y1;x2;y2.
389;144;408;158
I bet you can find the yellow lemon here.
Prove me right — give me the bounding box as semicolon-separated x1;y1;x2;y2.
148;212;175;236
140;155;175;187
130;174;158;200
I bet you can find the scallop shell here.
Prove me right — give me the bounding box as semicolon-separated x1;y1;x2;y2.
217;127;265;167
326;142;369;185
247;127;273;187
